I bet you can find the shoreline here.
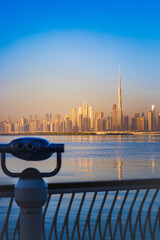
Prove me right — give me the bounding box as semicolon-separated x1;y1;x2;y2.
0;131;160;136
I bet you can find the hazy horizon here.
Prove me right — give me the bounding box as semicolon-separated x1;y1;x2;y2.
0;1;160;121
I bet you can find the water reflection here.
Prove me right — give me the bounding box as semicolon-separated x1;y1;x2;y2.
27;134;160;143
112;158;122;180
116;157;122;180
152;159;155;173
66;156;123;180
77;158;93;172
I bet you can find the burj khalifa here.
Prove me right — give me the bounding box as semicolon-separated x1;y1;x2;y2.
117;68;123;130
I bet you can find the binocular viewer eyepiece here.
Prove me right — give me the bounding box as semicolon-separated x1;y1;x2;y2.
0;137;64;178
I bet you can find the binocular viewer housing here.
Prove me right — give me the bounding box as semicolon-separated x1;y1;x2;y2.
0;137;64;161
0;137;64;178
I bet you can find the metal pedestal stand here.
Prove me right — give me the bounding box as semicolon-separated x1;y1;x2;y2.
0;137;64;240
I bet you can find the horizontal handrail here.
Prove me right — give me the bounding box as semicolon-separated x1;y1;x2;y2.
1;178;160;197
48;178;160;194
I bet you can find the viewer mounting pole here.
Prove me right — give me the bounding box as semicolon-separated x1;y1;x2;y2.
15;168;48;240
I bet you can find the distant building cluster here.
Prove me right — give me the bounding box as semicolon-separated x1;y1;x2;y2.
1;70;160;134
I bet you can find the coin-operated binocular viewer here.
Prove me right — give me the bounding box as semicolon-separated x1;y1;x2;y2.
0;137;64;240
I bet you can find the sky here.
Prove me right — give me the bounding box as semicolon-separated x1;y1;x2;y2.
0;0;160;121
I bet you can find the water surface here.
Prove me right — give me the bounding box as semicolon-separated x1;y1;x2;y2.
0;135;160;185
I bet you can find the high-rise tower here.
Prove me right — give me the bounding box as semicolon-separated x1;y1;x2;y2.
111;104;117;130
83;102;88;118
117;67;123;130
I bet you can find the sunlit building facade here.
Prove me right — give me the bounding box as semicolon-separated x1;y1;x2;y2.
89;106;94;130
70;108;77;131
124;115;129;131
136;117;145;131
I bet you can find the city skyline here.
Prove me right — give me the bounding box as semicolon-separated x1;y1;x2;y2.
1;75;160;133
1;102;160;133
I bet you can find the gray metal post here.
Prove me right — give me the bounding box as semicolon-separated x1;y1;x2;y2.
15;168;48;240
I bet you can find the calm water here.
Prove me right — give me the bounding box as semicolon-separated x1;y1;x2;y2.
0;134;160;184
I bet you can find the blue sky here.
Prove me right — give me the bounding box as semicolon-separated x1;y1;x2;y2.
0;0;160;120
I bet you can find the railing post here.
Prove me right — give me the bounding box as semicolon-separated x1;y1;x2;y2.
15;168;48;240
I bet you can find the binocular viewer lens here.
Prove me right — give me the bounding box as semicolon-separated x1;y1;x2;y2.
26;143;35;151
16;142;35;152
16;143;25;151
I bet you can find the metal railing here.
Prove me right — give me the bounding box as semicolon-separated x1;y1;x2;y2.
1;178;160;240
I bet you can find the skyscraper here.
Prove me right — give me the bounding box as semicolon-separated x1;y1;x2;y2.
95;111;105;131
148;105;156;131
83;102;88;118
106;115;111;130
152;105;156;130
117;68;123;130
82;102;89;131
78;107;83;131
124;115;129;130
135;112;140;130
136;117;145;131
157;113;160;131
64;115;72;132
148;111;154;131
55;114;61;132
111;104;117;130
89;106;94;130
70;108;77;131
